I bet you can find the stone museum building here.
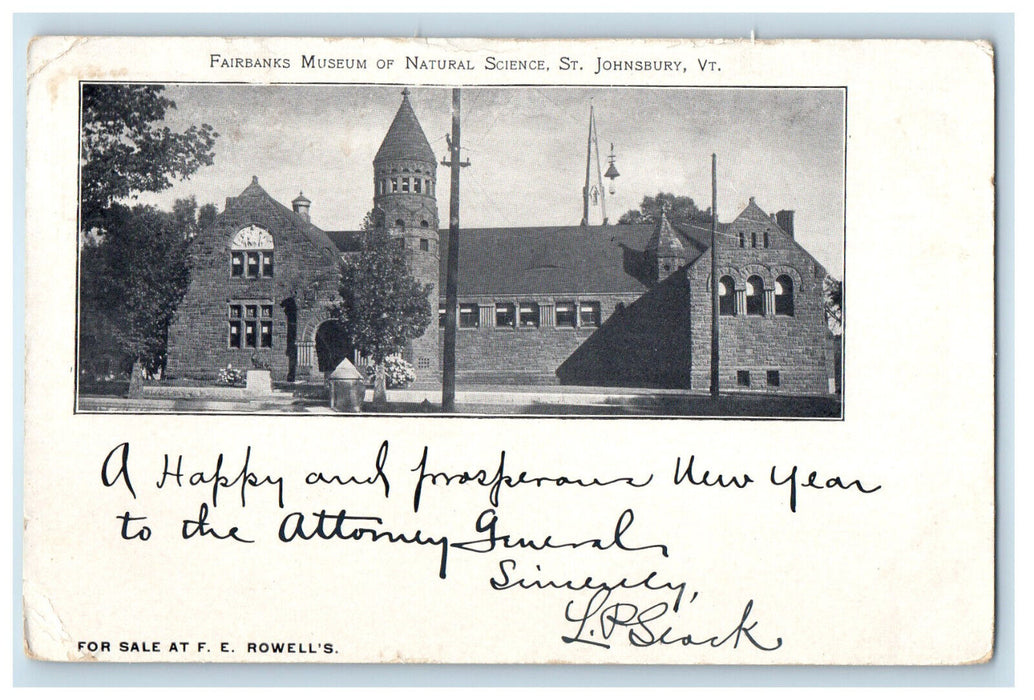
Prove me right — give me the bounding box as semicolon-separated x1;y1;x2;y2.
166;89;838;395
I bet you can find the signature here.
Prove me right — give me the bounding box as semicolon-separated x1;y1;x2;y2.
561;588;782;651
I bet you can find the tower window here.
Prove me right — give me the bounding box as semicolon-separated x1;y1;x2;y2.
414;178;422;193
719;276;736;316
395;219;406;230
767;370;780;387
737;370;751;387
401;177;410;193
420;220;429;228
746;276;765;316
775;275;794;316
391;177;398;192
439;304;446;327
420;239;429;251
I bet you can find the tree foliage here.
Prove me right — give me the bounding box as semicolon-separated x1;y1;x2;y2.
330;227;433;365
79;201;202;377
824;275;843;335
618;192;712;227
80;84;218;231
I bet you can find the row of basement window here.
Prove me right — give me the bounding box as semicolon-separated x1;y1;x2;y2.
718;274;795;317
438;301;603;329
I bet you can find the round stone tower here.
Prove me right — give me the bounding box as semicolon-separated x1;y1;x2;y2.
373;88;441;379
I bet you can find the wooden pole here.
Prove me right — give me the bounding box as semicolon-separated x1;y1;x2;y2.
442;88;462;412
710;153;719;399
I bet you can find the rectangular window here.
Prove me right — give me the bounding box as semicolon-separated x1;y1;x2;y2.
402;177;410;193
751;232;757;248
460;303;479;328
260;320;272;348
261;304;273;318
244;320;257;348
763;232;770;248
420;239;429;251
555;302;576;327
247;252;260;278
428;180;433;197
262;251;274;277
246;304;257;319
767;370;780;387
439;304;446;327
414;178;422;193
737;370;750;387
579;302;601;328
519;302;540;327
391;177;398;192
231;252;244;277
228;305;242;348
495;303;516;328
739;232;745;248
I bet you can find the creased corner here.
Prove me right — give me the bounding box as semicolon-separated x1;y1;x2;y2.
23;582;95;662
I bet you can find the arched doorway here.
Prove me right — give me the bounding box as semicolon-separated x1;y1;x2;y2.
314;320;353;373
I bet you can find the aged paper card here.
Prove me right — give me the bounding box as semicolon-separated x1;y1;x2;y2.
23;36;994;664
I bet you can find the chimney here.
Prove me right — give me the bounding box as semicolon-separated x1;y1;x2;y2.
292;191;312;222
776;209;795;238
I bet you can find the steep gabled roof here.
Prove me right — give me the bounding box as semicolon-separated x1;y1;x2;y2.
230;177;340;259
646;210;687;257
374;90;436;164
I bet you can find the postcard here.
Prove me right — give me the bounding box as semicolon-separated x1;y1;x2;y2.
23;36;994;663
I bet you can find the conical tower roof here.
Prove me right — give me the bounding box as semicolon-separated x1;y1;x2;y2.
374;88;436;164
646;210;686;256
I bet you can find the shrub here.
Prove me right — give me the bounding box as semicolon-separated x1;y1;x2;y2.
364;356;416;389
217;364;246;386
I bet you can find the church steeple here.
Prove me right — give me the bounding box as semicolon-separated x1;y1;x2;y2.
372;88;438;232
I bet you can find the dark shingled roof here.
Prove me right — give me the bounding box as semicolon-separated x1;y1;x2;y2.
323;230;364;253
374;91;436;164
437;222;715;297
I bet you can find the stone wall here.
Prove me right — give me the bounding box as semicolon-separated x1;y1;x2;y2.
686;225;833;395
165;188;341;381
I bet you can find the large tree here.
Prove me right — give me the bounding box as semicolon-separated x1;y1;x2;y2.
618;192;712;228
79;201;199;377
329;226;433;401
80;84;218;232
78;84;218;379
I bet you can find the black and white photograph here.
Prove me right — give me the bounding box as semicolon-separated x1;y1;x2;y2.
76;83;845;417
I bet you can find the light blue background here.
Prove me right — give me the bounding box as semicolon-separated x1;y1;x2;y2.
12;12;1014;687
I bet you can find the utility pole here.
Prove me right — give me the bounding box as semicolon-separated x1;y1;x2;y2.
441;88;469;413
710;153;720;399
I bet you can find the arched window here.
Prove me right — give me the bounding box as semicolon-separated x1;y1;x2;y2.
775;275;794;316
420;220;429;228
395;219;406;230
746;275;765;316
719;276;736;316
230;225;274;279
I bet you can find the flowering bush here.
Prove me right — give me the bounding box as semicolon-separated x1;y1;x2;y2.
217;364;246;386
364;356;416;389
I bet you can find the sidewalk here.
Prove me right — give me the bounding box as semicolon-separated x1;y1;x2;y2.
79;384;841;417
